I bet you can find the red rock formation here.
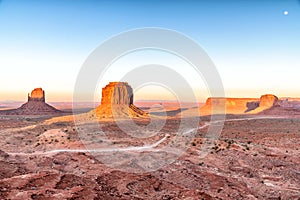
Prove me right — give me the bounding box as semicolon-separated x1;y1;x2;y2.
101;82;133;105
201;97;259;115
205;98;259;107
201;95;280;115
94;82;147;118
28;88;45;102
259;94;278;107
0;88;62;115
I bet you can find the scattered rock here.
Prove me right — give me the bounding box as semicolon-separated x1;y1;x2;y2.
0;150;9;159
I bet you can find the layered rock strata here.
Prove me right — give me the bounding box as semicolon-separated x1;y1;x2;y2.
94;82;147;118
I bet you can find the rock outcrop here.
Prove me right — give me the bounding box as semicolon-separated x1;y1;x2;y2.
28;88;45;102
201;98;259;115
205;98;259;108
0;88;62;115
259;94;278;107
101;82;133;105
200;94;280;115
93;82;147;119
246;101;260;112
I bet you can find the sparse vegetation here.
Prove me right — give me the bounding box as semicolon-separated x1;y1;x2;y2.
0;102;299;199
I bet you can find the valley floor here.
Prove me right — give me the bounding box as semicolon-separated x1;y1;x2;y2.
0;114;299;199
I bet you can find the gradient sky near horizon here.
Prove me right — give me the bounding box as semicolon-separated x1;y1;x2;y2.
0;0;299;102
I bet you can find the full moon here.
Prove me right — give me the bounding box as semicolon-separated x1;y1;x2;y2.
283;11;289;15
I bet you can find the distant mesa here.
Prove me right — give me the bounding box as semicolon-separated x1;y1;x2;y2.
0;88;62;115
202;97;258;115
246;94;279;113
92;82;147;118
259;94;278;107
200;94;291;115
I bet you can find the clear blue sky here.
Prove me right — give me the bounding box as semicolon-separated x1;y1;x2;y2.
0;0;299;102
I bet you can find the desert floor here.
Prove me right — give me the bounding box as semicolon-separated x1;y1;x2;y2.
0;109;299;199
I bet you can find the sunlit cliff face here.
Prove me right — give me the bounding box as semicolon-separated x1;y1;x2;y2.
101;82;133;106
28;88;45;102
201;94;279;115
93;82;147;119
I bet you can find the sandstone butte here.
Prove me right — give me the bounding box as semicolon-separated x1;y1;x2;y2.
28;88;45;102
200;94;280;115
93;82;148;119
47;82;148;124
0;88;62;115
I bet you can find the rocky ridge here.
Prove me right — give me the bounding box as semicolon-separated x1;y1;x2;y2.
200;94;284;115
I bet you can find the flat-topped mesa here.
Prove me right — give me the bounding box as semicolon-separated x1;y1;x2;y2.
28;88;45;102
93;82;148;118
201;94;280;115
101;82;133;106
205;97;258;107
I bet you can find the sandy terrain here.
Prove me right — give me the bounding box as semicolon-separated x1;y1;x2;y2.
0;102;299;199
